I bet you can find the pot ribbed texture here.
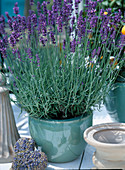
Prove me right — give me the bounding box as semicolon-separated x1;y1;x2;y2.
0;73;20;163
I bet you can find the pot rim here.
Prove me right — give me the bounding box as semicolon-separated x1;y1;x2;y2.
29;113;92;124
84;122;125;148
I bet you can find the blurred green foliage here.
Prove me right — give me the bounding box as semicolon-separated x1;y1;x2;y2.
32;0;53;12
101;0;125;15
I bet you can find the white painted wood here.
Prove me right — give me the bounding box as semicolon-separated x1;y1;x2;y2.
80;145;95;169
0;163;12;170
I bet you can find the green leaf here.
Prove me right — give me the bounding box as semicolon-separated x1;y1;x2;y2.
102;1;109;6
116;1;122;5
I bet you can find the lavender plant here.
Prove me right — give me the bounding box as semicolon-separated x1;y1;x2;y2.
0;0;125;119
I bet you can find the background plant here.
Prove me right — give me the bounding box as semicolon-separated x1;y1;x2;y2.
31;0;53;14
101;0;125;15
0;0;124;120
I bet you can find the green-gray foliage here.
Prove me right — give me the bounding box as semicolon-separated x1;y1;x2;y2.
2;0;124;120
5;30;123;120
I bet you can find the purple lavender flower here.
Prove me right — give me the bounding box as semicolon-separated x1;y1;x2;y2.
71;16;75;26
42;22;47;36
92;49;96;58
37;2;41;15
50;32;56;44
3;36;8;47
110;29;116;40
114;9;122;23
5;12;11;20
0;23;5;34
17;15;22;24
97;47;101;56
12;20;19;32
77;11;86;39
27;16;32;38
75;0;81;14
118;34;125;49
26;48;32;59
9;34;16;47
48;10;55;25
57;16;63;32
30;0;34;6
57;0;62;12
8;19;13;31
90;16;98;28
12;49;18;55
21;16;27;30
42;1;48;16
62;0;73;26
38;14;46;36
52;0;58;20
17;50;21;60
36;54;40;67
29;10;34;16
40;37;46;46
1;47;7;58
13;2;19;15
31;14;37;28
0;40;4;50
70;38;76;52
0;15;5;27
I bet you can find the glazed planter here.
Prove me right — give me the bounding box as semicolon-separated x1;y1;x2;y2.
105;82;125;122
84;123;125;169
105;71;125;122
29;114;92;163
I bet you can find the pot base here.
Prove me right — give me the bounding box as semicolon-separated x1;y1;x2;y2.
93;152;125;169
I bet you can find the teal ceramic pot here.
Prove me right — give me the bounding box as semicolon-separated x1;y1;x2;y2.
105;82;125;122
29;114;92;163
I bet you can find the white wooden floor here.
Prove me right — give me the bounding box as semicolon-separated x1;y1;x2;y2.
0;95;117;170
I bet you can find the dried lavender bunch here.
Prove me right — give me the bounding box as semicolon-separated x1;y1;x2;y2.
12;150;47;170
0;0;125;119
14;138;35;153
11;138;48;170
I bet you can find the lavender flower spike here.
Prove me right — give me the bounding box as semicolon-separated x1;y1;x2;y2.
13;2;19;15
30;0;34;6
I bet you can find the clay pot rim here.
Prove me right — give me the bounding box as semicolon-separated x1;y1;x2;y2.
84;122;125;148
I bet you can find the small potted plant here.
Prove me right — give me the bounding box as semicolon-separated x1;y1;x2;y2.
104;25;125;122
0;0;124;163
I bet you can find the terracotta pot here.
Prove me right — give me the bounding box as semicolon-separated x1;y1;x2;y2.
84;123;125;169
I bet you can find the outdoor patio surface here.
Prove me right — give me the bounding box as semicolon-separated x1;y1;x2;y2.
0;94;118;170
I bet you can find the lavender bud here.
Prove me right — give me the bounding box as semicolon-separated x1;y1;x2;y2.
13;2;19;15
